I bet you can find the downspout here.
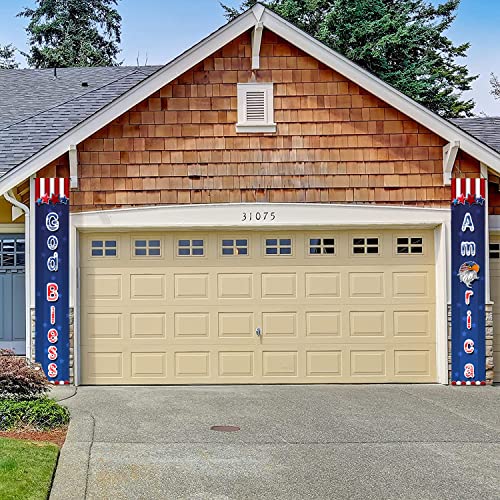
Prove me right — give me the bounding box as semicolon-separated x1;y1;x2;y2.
3;190;31;359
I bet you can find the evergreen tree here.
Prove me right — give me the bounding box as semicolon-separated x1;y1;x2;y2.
490;73;500;101
223;0;476;117
0;44;19;69
18;0;122;68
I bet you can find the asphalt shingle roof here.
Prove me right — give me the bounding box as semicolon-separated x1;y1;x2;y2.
450;117;500;155
0;66;162;178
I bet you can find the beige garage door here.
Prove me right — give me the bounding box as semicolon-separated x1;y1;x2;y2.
80;229;436;384
489;237;500;383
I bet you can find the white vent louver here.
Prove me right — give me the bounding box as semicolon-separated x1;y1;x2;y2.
245;91;266;122
236;83;276;133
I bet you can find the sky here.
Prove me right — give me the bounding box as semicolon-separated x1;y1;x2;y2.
0;0;499;115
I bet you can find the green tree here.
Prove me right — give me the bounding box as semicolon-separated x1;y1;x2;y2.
223;0;476;117
18;0;122;68
0;44;19;69
490;73;500;101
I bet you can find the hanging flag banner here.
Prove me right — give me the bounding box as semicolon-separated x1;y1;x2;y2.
451;178;486;385
34;178;70;385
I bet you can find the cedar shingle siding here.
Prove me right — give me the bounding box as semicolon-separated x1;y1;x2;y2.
38;30;481;212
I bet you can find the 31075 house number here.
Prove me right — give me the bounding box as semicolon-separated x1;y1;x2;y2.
241;211;276;222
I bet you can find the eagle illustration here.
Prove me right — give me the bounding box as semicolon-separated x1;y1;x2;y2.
457;261;480;288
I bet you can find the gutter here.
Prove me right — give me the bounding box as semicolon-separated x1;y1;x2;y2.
3;190;31;359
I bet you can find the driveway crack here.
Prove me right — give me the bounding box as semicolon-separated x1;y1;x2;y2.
83;412;96;499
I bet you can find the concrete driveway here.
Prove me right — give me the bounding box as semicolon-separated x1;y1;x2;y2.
50;385;500;500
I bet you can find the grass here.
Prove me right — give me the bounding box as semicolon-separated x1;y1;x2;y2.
0;437;59;500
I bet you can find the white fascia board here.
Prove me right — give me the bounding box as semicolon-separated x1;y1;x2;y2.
261;10;500;173
0;9;256;197
72;202;450;230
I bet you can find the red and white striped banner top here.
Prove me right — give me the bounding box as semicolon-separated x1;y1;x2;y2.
451;178;486;201
34;178;70;201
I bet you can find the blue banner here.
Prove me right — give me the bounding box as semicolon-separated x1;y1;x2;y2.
34;179;70;384
451;179;486;384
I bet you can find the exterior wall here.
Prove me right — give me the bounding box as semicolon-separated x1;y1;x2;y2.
488;177;500;215
0;196;13;223
37;30;480;213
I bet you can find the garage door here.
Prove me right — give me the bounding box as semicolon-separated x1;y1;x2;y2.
80;229;436;384
489;237;500;383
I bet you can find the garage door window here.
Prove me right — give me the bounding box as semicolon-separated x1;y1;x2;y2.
178;239;204;256
91;240;117;257
221;239;248;256
396;237;423;255
490;243;500;259
309;238;335;255
352;237;379;255
134;239;161;257
265;238;292;255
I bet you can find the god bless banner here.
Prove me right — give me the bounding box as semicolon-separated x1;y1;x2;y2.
34;178;70;384
451;178;486;385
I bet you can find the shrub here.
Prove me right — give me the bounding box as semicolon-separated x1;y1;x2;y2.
0;349;50;400
0;398;70;431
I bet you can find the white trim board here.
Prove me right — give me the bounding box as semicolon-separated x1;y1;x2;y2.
71;202;450;230
2;4;500;196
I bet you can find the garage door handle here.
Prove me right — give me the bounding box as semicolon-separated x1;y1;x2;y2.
256;327;262;337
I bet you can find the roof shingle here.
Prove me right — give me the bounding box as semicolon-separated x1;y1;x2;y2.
0;66;161;178
450;117;500;154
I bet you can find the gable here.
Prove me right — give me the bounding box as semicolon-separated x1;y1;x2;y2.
38;29;481;212
5;4;499;198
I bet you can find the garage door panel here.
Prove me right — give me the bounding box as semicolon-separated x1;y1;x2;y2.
305;272;340;298
80;230;436;384
262;351;298;377
349;311;386;338
130;313;167;339
85;313;123;339
393;310;431;338
174;352;211;378
350;350;386;377
218;351;255;377
306;350;342;377
174;274;209;299
261;273;297;298
84;273;123;302
131;352;167;378
394;349;431;376
85;352;124;379
305;311;341;337
130;274;166;300
349;272;385;298
217;273;253;298
262;312;297;339
218;312;254;338
392;272;430;298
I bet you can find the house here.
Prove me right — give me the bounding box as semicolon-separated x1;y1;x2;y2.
0;4;499;385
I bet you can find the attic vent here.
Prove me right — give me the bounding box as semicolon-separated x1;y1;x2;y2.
236;83;276;133
246;91;266;121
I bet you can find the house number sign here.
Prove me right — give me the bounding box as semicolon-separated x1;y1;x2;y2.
241;211;276;222
450;178;486;385
34;178;70;385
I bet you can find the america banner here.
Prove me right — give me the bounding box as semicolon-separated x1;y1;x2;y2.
34;178;70;384
451;178;486;385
